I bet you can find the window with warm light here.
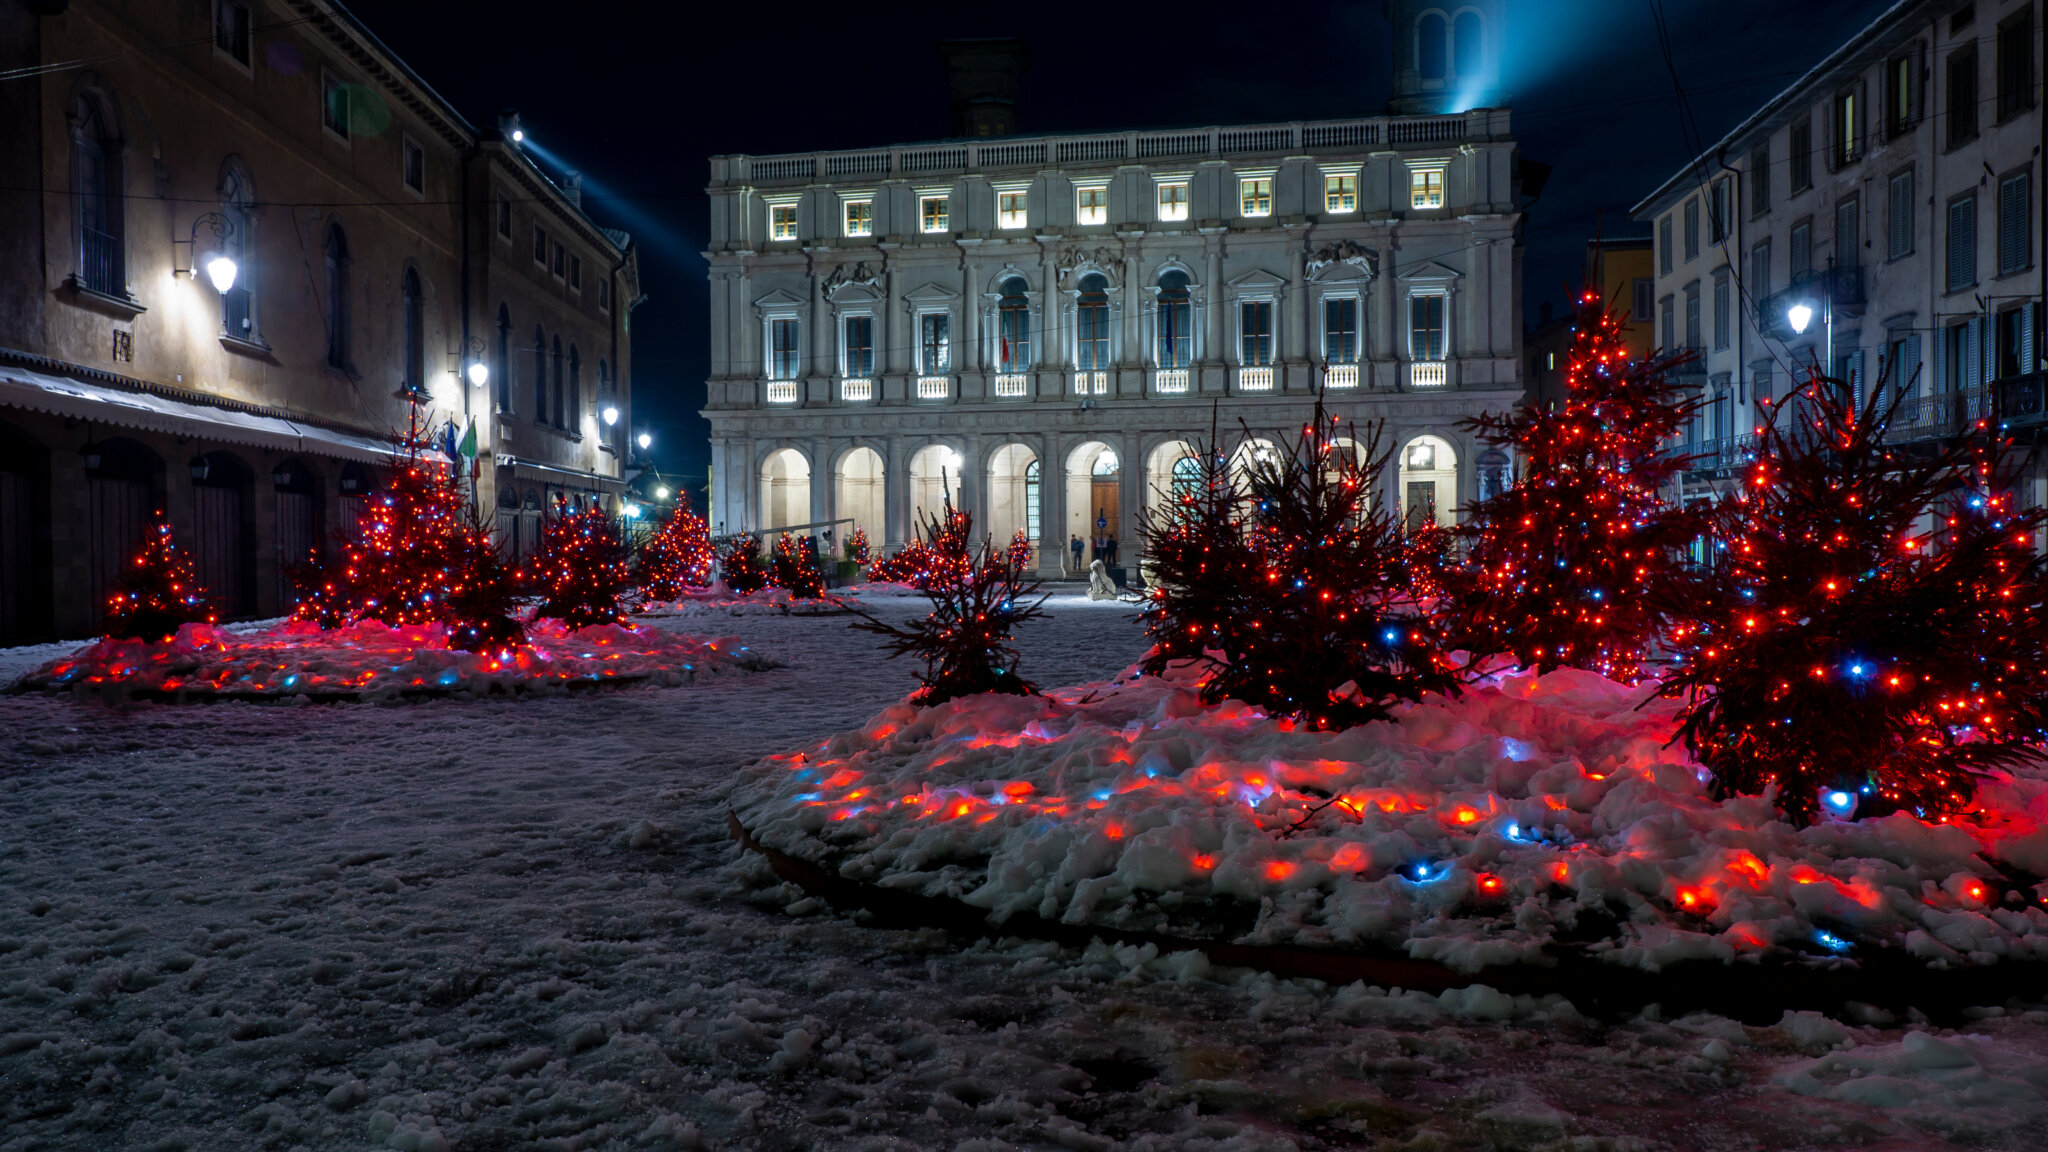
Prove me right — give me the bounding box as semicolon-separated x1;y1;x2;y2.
1239;177;1272;217
1324;297;1358;363
1157;180;1189;222
1410;166;1445;210
998;189;1028;229
843;199;873;238
769;202;797;241
1075;184;1108;225
1324;173;1357;213
1410;292;1447;360
920;195;949;233
1240;301;1274;366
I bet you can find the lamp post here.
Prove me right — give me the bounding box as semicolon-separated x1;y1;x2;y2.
174;212;238;293
1785;259;1835;377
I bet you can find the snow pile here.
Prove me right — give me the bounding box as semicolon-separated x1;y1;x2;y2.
13;616;759;700
840;580;926;598
1777;1029;2048;1139
635;583;849;618
732;661;2048;972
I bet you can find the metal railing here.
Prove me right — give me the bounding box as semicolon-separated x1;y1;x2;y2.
81;227;120;296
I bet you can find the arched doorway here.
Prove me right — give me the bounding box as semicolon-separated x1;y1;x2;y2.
1477;448;1512;502
0;420;51;645
907;444;963;527
191;450;256;619
271;458;322;611
759;448;810;544
1064;441;1121;563
986;443;1038;548
84;436;163;629
1144;440;1200;522
834;446;885;550
1398;435;1459;531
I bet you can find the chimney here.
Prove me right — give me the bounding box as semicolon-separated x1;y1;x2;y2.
563;171;582;208
937;38;1028;138
499;109;524;145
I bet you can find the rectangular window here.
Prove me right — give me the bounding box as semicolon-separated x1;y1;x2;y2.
1998;9;2037;122
1749;142;1770;216
215;0;250;64
1240;301;1274;366
1790;219;1812;277
1324;297;1359;363
1997;308;2029;379
1832;88;1860;168
1075;185;1108;226
1945;320;1973;392
1659;296;1676;350
1749;239;1772;301
1709;180;1729;245
1684;281;1702;348
1324;173;1357;213
769;202;797;241
2000;171;2032;275
1835;196;1860;267
1790;116;1814;193
1157;180;1189;222
551;241;565;278
532;226;547;266
1632;277;1655;324
1410;167;1445;210
1240;177;1273;217
598;277;611;312
496;196;512;240
997;189;1028;229
1885;52;1914;139
568;254;581;292
843;199;872;238
1887;169;1914;260
401;136;424;194
322;73;350;139
920;196;949;233
843;316;874;378
1409;293;1446;360
769;319;800;380
1949;45;1980;148
1683;198;1700;261
919;312;950;375
1713;272;1731;349
1948;194;1977;291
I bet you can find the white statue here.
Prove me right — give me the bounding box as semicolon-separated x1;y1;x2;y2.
1088;559;1118;601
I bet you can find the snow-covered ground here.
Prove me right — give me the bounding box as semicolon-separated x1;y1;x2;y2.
4;596;2047;1151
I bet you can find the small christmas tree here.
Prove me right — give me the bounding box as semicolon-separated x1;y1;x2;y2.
868;508;972;590
853;504;1048;704
1007;528;1033;573
845;526;871;566
1140;403;1459;731
639;500;716;600
718;534;771;594
1660;368;2048;825
526;504;631;629
445;505;525;652
771;533;827;599
105;516;215;642
1446;289;1705;682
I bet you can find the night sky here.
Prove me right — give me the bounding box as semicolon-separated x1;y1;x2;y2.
344;0;1883;499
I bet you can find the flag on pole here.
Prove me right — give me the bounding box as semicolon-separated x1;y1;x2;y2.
458;418;478;459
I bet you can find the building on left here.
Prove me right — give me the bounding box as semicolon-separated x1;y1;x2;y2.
0;0;641;644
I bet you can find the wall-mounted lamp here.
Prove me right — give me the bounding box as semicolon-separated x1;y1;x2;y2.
189;454;211;482
601;403;619;426
173;212;238;294
637;432;652;450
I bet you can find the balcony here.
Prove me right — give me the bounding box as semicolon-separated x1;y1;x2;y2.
839;377;874;402
1408;361;1447;389
916;375;951;400
1074;370;1108;396
1238;366;1274;392
1670;346;1709;385
1325;363;1359;389
992;373;1028;398
1155;368;1190;394
1756;267;1867;340
766;380;798;404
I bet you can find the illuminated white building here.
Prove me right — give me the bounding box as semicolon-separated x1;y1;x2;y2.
701;2;1524;575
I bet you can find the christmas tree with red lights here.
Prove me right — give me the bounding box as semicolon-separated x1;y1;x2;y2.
844;526;871;566
1446;290;1705;682
638;500;716;600
1140;403;1459;731
105;516;215;642
445;503;525;652
718;534;771;594
853;502;1048;704
1007;528;1033;574
1659;368;2048;825
867;508;972;590
526;503;631;629
771;533;827;599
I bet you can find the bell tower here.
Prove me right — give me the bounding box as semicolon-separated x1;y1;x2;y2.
1387;0;1506;115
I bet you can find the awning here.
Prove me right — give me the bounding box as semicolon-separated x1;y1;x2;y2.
495;454;626;493
0;362;423;465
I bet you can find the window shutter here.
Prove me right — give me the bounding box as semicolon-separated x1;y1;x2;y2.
1905;334;1922;396
2021;308;2037;378
1888;170;1913;259
1851;350;1866;405
1948;199;1975;290
1836;198;1860;266
1999;174;2029;275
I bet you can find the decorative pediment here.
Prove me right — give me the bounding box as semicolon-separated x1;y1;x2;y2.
901;280;960;305
1307;238;1378;281
1056;244;1122;288
752;287;805;312
1396;259;1462;285
1226;267;1288;291
821;261;884;301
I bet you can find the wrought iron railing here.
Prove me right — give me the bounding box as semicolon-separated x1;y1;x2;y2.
81;227;119;296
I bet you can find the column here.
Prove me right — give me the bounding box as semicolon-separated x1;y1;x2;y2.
708;438;729;534
1120;429;1144;575
809;268;829;398
884;433;907;551
1039;241;1060;398
1203;237;1223;392
960;432;984;537
1286;237;1308;388
1036;430;1065;579
810;436;832;542
742;436;759;533
960;258;979;373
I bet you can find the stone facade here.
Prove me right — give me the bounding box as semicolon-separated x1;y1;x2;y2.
0;0;639;642
701;108;1525;577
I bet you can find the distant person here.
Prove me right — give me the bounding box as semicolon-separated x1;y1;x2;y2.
1069;534;1084;573
1104;535;1119;567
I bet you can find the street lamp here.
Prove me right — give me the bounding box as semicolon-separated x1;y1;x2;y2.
637;432;652;450
174;212;237;293
1783;261;1836;374
1786;304;1813;334
601;403;619;426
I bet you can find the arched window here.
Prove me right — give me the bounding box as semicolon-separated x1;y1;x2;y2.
220;160;256;340
1076;272;1109;370
494;304;512;414
597;358;613;447
567;345;581;434
532;328;547;421
401;267;423;394
324;224;350;370
997;276;1030;370
550;336;564;428
1418;12;1448;81
1156;270;1192;368
1172;454;1203;502
73;91;124;297
1024;459;1042;540
1452;10;1483;77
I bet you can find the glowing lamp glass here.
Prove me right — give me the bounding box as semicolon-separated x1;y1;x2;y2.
654;486;670;500
466;361;489;387
204;255;239;294
511;129;525;143
601;404;619;426
637;432;652;450
1786;303;1814;334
